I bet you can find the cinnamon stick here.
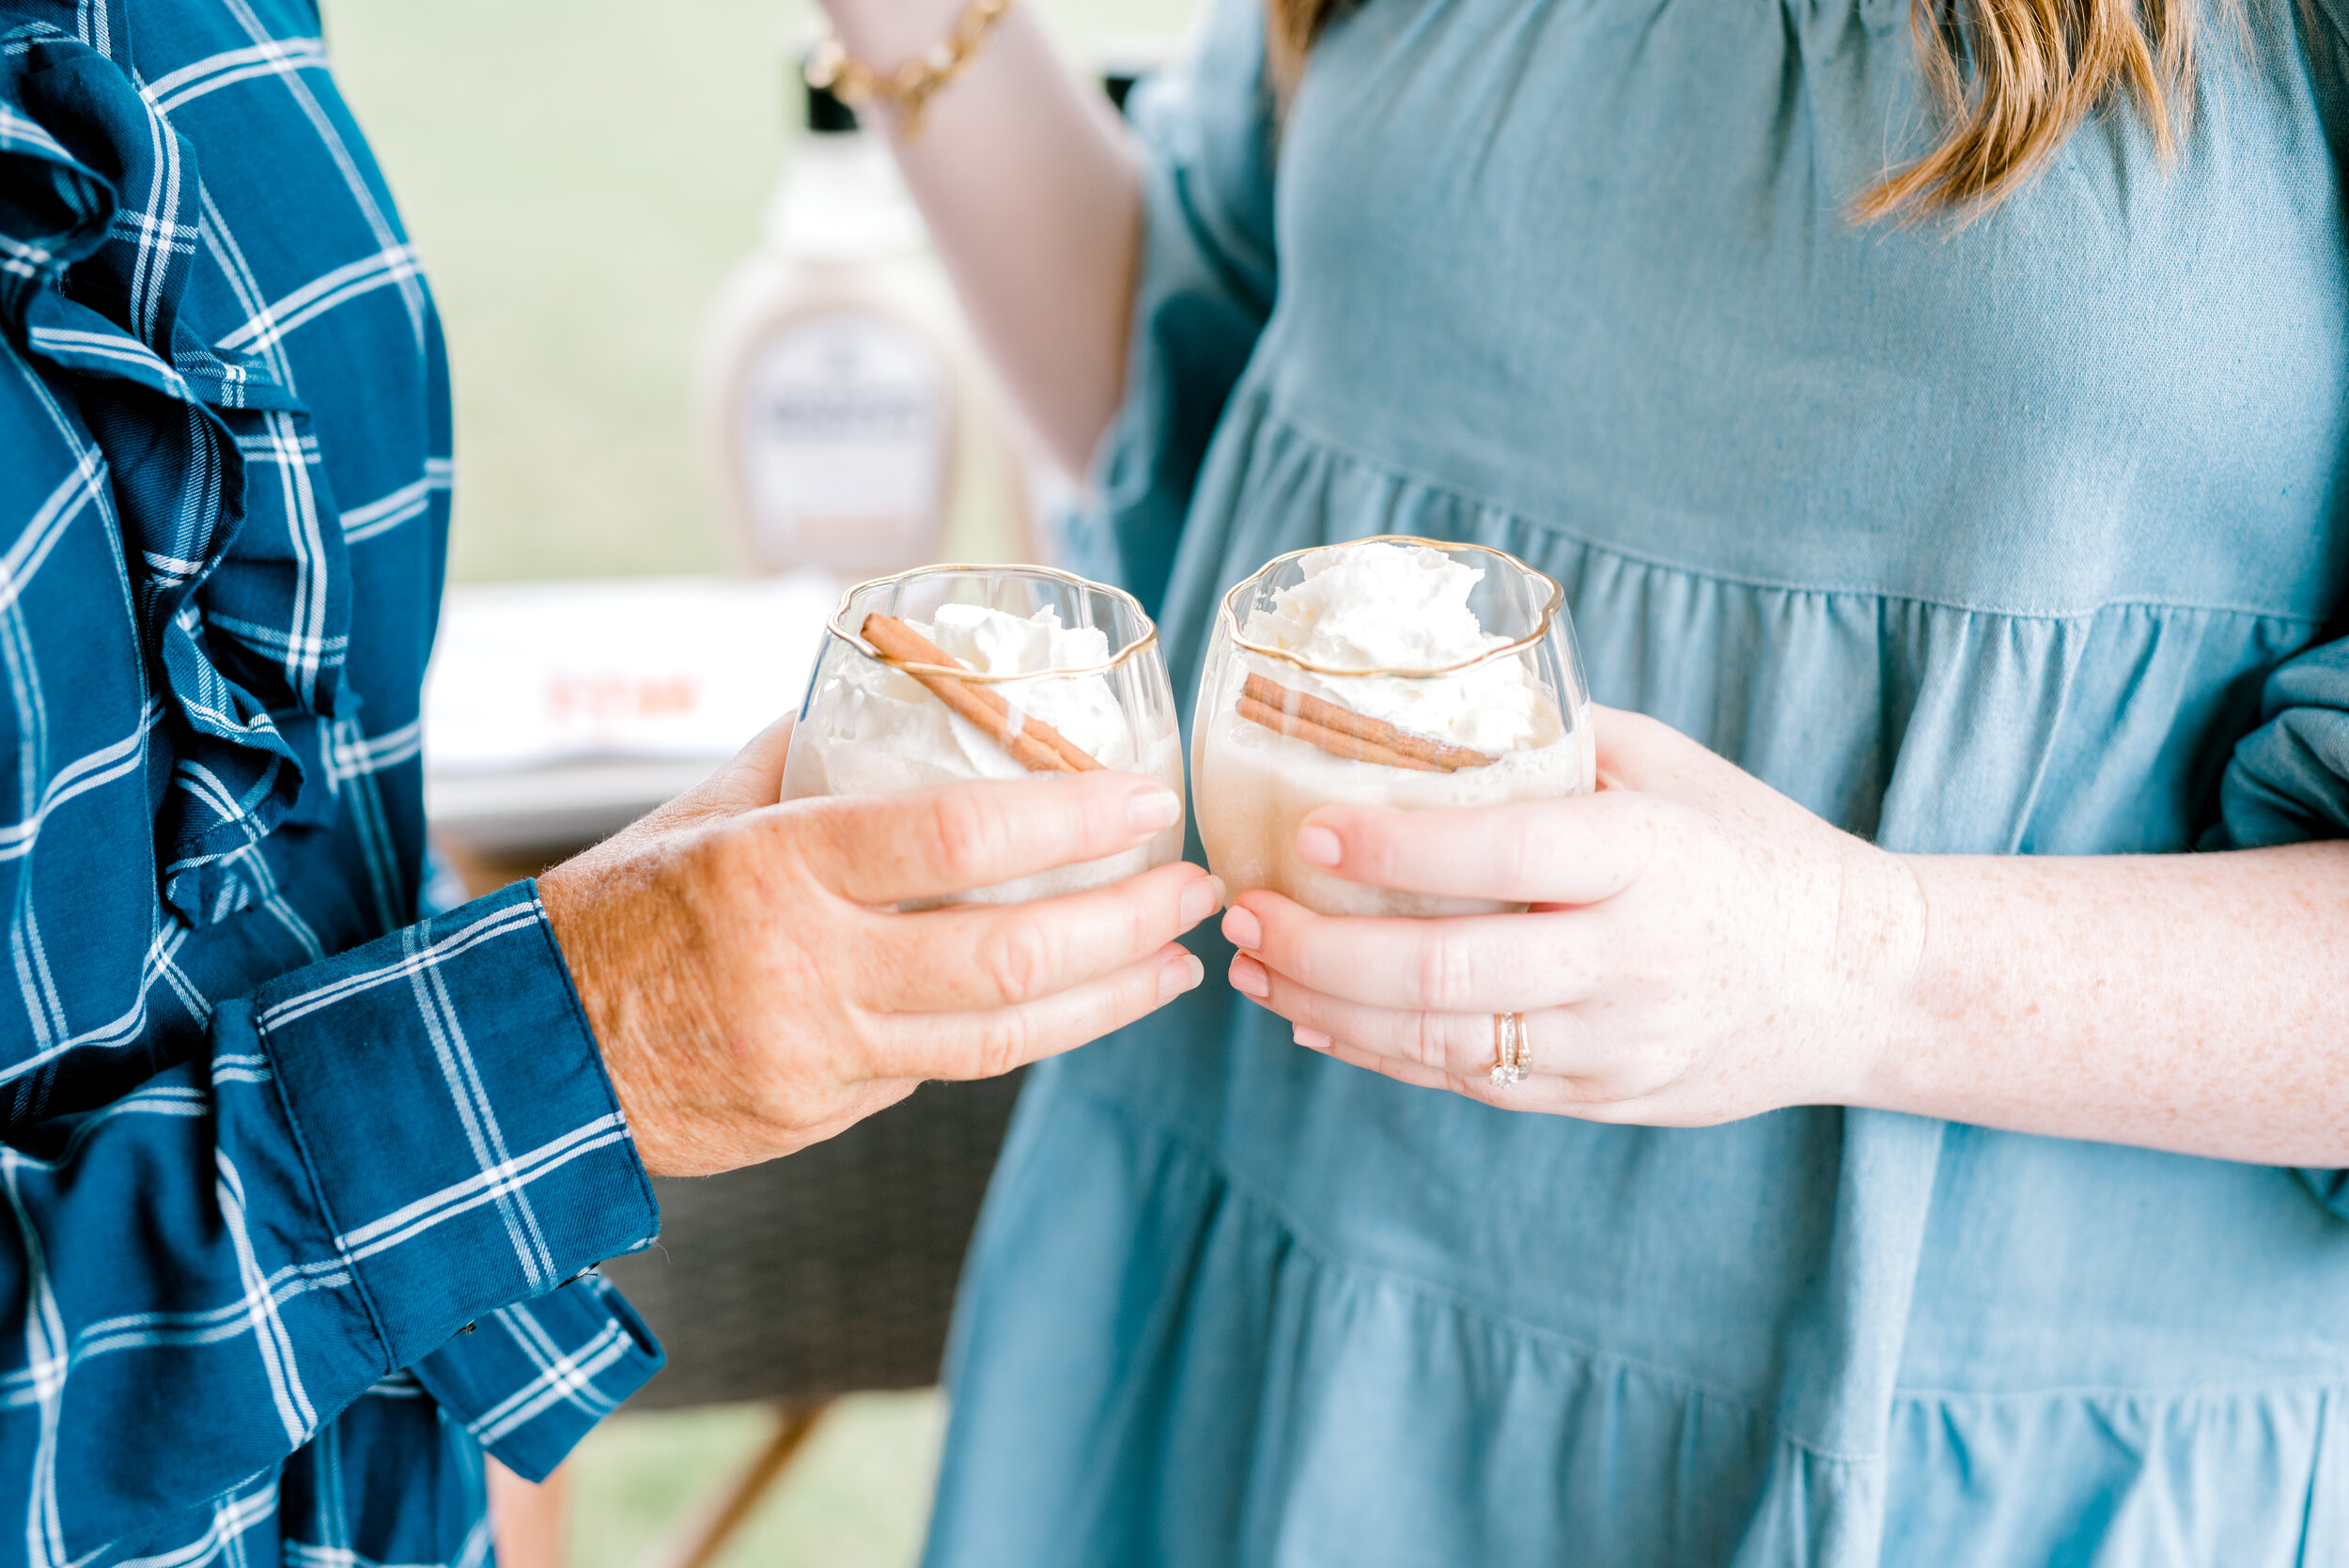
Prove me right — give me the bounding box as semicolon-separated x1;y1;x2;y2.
860;613;1103;773
1236;694;1445;771
1240;673;1493;771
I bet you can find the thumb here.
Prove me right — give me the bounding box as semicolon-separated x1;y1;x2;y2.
600;714;797;849
1591;704;1732;794
685;713;799;818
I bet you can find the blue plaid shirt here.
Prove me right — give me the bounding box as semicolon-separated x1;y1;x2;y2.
0;1;664;1562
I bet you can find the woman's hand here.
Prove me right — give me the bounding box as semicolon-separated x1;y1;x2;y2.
540;718;1220;1176
1219;706;1924;1124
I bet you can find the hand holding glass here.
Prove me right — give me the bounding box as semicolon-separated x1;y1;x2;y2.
785;564;1188;905
1192;537;1594;918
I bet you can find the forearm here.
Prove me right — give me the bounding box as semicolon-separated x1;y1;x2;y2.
821;0;1142;474
1860;841;2349;1165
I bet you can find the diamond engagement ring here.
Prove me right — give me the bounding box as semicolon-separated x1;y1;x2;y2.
1489;1012;1529;1088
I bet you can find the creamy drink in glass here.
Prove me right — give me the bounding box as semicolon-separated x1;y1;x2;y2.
1191;537;1594;918
783;565;1185;907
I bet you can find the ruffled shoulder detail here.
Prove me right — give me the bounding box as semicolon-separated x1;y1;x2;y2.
0;21;352;925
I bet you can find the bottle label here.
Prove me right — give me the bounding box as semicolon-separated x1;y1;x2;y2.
737;313;952;572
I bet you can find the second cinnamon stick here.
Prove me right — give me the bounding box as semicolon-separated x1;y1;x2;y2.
1237;694;1446;772
1241;673;1493;771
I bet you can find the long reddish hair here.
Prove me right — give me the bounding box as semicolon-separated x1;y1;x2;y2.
1265;0;2201;220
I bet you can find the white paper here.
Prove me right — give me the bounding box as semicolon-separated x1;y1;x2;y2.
423;571;843;776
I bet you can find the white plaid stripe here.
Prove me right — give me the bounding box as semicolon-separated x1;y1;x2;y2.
331;1118;628;1265
0;101;72;164
0;392;67;1063
0;449;104;620
165;755;277;841
257;903;542;1031
453;1517;490;1568
326;717;419;785
0;238;55;287
202;615;348;665
210;0;426;346
211;1151;317;1446
238;407;331;706
229;428;319;465
145;38;326;115
0;1252;347;1408
407;922;563;1286
218;846;323;965
3;702;160;841
103;208;196;272
212;245;421;360
336;462;449;546
194;185;289;389
110;1481;275;1568
0;901;191;1089
122;78;180;344
22;327;193;396
328;715;410;934
152;935;209;1029
0;715;161;870
464;1312;630;1445
4;1147;72;1568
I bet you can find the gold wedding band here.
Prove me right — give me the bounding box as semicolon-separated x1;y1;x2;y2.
1489;1012;1528;1088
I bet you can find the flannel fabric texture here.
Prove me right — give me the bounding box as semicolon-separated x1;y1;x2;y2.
0;0;664;1561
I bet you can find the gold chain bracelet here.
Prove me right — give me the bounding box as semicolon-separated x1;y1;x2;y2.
807;0;1014;139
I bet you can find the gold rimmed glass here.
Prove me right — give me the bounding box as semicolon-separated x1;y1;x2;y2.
782;564;1185;907
1191;536;1593;918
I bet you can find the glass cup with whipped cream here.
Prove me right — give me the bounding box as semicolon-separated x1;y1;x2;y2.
1192;536;1594;918
782;565;1186;906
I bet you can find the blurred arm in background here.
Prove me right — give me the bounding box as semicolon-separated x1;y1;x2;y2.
817;0;1143;478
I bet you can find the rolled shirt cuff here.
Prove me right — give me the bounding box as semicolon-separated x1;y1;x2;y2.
411;1270;664;1481
256;879;661;1374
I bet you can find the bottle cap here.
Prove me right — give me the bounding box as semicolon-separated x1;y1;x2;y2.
1094;36;1174;117
802;59;859;133
1099;68;1141;115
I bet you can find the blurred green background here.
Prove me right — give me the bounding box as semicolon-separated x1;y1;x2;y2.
564;1395;948;1568
319;1;1196;1562
321;0;1199;583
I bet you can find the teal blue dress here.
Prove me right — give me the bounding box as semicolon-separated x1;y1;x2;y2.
924;0;2349;1560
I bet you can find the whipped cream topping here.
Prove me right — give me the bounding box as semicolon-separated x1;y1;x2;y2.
830;602;1134;780
1242;542;1548;755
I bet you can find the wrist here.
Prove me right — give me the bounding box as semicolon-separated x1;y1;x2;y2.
817;0;986;85
537;854;691;1176
534;857;626;1069
1828;841;1931;1110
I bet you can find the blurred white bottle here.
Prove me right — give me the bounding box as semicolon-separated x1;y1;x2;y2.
700;67;1032;576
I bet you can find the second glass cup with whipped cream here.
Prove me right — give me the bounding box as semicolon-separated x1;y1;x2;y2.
783;565;1186;907
1192;536;1594;918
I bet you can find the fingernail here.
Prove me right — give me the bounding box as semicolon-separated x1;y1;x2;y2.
1294;1026;1331;1050
1296;824;1342;866
1221;905;1262;950
1179;875;1224;929
1128;787;1183;835
1159;951;1204;1003
1229;954;1269;998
